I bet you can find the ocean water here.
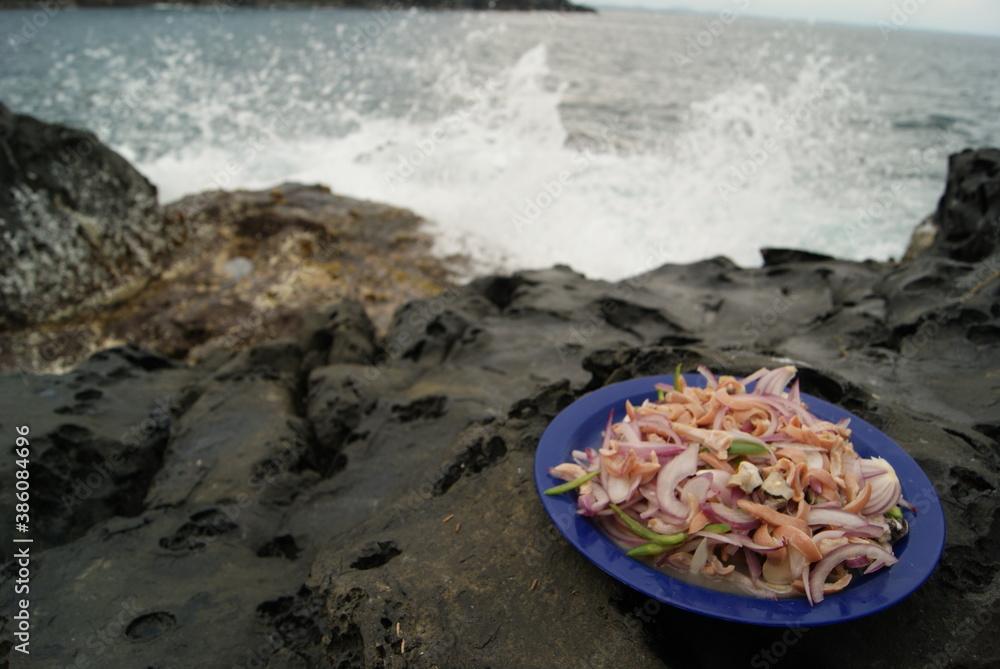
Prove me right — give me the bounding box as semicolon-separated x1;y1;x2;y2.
3;7;999;279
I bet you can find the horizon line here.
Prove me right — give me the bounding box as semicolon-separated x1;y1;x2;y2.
591;4;1000;39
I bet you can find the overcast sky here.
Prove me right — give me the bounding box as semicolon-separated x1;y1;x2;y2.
594;0;1000;37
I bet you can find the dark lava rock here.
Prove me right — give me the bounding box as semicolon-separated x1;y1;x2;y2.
1;151;998;668
930;148;1000;263
760;247;837;266
0;103;177;329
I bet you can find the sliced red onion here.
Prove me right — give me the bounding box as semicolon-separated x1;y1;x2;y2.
703;468;732;492
864;559;891;575
601;410;613;450
789;379;801;404
789;544;806;579
806;508;870;529
754;366;797;396
585;448;600;471
656;443;699;518
697;365;718;389
717;486;736;507
843;555;870;569
631;500;653;519
689;537;710;574
636;415;683;445
606;473;642;505
702;502;760;531
859;457;892;478
763;394;808;417
806;452;824;470
599;411;614;494
682;474;713;507
771;367;799;395
549;462;588;482
719;392;804;420
712;406;730;430
798;408;819;427
650;510;688;527
613;440;687;459
741;367;769;386
744;547;762;584
750;368;777;395
760;407;779;437
638;506;659;520
863;470;902;516
617;420;643;444
845;454;862;483
842;524;888;539
715;391;770;412
809;543;898;603
578;481;610;516
803;562;814;606
724;485;748;507
637;484;659;516
693;531;783;553
812;530;846;543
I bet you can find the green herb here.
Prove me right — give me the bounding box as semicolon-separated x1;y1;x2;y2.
702;523;731;534
610;504;687;546
674;363;685;391
657;389;665;402
543;470;599;495
886;506;903;521
728;440;770;457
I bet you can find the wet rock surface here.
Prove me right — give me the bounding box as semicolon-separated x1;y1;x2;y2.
0;182;455;374
0;151;998;668
0;103;175;329
0;104;454;374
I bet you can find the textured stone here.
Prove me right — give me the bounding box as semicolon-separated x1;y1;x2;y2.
0;182;453;374
0;103;176;328
1;151;998;668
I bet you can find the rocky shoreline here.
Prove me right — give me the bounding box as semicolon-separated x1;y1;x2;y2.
1;109;999;667
0;104;456;374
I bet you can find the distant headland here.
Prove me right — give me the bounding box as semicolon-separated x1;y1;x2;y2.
0;0;596;12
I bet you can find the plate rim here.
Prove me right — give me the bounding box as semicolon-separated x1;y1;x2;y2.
534;373;946;627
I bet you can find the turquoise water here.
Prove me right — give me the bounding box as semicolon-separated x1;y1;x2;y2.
3;7;999;277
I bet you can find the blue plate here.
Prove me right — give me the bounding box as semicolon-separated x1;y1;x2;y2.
534;373;946;627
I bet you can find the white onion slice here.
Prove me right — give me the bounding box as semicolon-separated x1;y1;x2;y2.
656;443;699;518
809;543;898;603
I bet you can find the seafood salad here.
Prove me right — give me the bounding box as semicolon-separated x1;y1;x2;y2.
544;366;910;604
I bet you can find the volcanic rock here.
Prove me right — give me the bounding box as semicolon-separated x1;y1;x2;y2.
1;149;998;667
